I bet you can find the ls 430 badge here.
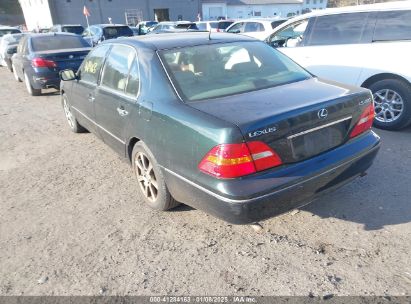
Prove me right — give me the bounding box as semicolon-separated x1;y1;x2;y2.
248;126;277;138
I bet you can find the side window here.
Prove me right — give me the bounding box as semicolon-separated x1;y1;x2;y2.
227;22;243;33
244;22;264;32
268;19;309;48
100;45;135;94
79;44;110;84
125;58;140;97
307;13;369;46
373;10;411;41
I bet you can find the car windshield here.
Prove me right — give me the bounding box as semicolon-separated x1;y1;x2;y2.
0;29;21;37
103;26;133;39
62;26;84;35
160;41;311;101
31;35;90;51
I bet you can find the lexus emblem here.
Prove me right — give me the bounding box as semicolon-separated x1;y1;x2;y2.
318;108;328;119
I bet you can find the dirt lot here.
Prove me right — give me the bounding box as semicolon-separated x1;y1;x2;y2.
0;67;410;297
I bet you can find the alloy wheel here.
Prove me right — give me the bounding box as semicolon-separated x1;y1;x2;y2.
135;152;158;203
63;97;75;129
373;89;404;123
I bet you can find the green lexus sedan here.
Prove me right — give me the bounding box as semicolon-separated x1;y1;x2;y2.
60;32;380;224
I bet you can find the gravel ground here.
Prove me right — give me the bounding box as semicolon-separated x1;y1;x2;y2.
0;67;410;297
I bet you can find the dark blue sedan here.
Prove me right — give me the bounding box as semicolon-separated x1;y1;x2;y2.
11;33;91;96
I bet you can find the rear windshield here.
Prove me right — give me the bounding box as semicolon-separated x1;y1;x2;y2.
160;41;311;101
218;21;234;30
0;29;21;37
62;26;84;35
103;26;133;39
31;35;89;51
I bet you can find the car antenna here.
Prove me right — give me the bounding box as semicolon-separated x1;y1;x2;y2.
208;29;211;40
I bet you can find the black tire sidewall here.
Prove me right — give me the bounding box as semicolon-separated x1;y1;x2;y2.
369;79;411;130
132;142;172;211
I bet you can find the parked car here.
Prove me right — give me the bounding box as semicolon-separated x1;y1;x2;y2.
148;21;198;34
195;20;234;32
0;26;22;44
0;33;26;71
49;24;85;35
59;32;380;224
136;21;158;35
12;33;91;96
82;24;133;46
266;1;411;130
226;18;287;40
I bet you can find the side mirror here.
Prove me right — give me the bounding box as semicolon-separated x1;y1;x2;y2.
7;46;17;55
60;69;77;81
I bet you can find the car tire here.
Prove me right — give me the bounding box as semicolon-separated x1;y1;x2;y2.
368;78;411;130
132;142;180;211
62;93;87;133
24;72;41;96
12;64;22;82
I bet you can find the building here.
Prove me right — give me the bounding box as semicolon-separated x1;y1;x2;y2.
302;0;327;13
18;0;202;31
201;0;307;20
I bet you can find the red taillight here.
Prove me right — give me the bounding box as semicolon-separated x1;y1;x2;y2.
31;57;57;68
198;141;282;178
349;103;375;138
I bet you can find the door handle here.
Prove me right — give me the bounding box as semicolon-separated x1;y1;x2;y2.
117;107;129;116
88;94;95;102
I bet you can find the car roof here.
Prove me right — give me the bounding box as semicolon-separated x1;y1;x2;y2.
113;32;257;50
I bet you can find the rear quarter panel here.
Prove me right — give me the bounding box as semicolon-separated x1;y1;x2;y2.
125;47;244;183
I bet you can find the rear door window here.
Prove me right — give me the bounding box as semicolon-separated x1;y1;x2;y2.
79;44;111;84
100;45;136;94
307;13;370;46
373;10;411;41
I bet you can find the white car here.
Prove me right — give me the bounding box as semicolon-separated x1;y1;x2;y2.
266;1;411;130
226;18;287;40
0;26;22;44
195;20;234;32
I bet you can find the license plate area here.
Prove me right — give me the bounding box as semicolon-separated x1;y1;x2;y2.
288;118;351;160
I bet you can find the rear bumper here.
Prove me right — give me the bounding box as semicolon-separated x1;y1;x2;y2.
31;71;60;89
163;131;381;224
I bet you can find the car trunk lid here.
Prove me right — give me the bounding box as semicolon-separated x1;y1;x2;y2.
34;48;91;70
188;78;372;164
